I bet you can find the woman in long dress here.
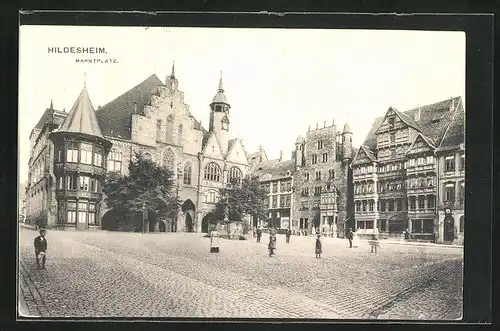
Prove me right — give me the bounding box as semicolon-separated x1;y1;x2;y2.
268;233;277;257
315;234;322;258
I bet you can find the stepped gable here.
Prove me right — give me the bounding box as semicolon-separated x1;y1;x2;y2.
95;74;164;140
57;86;104;138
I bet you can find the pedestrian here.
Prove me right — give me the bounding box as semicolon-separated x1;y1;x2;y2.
369;234;380;253
404;228;410;240
346;228;354;248
285;227;292;243
315;234;322;258
34;229;47;270
268;233;277;257
210;228;220;253
256;227;262;243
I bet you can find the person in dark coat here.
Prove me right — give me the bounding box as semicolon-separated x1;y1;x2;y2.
256;227;262;243
34;229;47;269
346;228;354;248
315;234;322;258
285;228;292;243
268;233;277;256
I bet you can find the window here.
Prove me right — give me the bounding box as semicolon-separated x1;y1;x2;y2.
388;117;395;128
409;197;416;210
428;177;435;187
272;196;277;208
427;195;435;209
80;143;93;164
183;163;192;185
204;162;221;181
57;149;64;162
315;171;322;181
379;200;386;212
388;200;394;211
418;196;425;209
285;195;291;207
272;182;278;193
66;201;77;224
57;176;63;189
229;167;242;185
459;182;465;201
66;174;77;190
459;215;464;232
445;156;455;171
78;202;87;224
397;199;403;211
391;148;396;158
460;154;465;170
390;133;395;143
426;155;435;164
79;176;90;191
280;196;285;207
304;172;310;181
286;181;292;192
66;142;79;162
312;154;318;164
422;219;434;233
88;202;97;225
444;183;455;201
317;140;323;149
301;187;309;197
108;151;123;173
369;200;374;211
93;147;103;167
322;153;328;162
90;178;98;192
362;201;367;212
205;191;218;204
329;169;335;179
314;186;322;196
419;177;427;187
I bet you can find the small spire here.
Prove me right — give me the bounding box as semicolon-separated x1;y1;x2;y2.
84;72;87;88
171;61;175;77
218;71;224;92
50;99;53;109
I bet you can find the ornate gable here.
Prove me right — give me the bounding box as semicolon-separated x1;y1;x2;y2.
201;132;224;160
406;133;436;156
352;146;375;166
226;139;249;165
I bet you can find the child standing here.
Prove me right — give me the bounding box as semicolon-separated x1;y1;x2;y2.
315;234;322;258
369;234;379;253
34;229;48;269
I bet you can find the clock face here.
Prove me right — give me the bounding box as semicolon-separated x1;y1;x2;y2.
445;208;451;214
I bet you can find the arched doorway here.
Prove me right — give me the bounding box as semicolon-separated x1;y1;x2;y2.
181;199;196;233
185;213;194;232
202;213;215;233
159;220;166;232
444;215;455;242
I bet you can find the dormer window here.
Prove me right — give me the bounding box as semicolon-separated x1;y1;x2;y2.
414;109;421;121
388;117;395;129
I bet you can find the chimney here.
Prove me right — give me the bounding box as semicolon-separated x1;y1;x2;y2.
279;150;283;161
324;121;326;128
63;108;66;112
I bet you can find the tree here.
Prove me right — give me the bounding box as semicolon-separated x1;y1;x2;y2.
103;151;180;231
214;176;268;224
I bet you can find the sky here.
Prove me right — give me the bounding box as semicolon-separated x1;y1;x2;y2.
19;26;465;184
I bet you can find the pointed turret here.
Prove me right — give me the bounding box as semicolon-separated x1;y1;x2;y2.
171;62;175;78
57;86;104;138
211;72;229;106
49;99;54;109
166;61;179;90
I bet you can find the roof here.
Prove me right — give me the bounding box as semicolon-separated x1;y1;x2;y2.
56;87;104;138
343;122;352;134
227;138;237;152
438;100;465;151
251;159;295;181
211;76;229;105
95;74;164;139
363;97;463;152
32;108;67;131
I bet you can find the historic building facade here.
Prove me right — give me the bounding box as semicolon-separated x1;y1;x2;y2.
250;152;294;230
25;66;251;233
351;97;464;244
289;121;354;236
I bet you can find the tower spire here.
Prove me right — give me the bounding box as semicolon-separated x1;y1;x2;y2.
218;71;224;92
84;72;87;88
171;61;175;77
50;98;53;109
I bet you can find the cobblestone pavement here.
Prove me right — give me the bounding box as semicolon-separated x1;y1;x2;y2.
18;228;463;319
